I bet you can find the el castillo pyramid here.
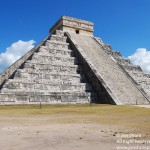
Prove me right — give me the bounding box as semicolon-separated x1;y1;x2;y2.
0;16;150;105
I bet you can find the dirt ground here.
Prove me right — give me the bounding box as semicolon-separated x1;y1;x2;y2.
0;104;149;150
0;115;117;150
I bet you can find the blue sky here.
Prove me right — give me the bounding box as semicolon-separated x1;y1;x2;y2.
0;0;150;72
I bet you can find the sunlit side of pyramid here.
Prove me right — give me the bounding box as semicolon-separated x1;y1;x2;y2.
0;16;150;105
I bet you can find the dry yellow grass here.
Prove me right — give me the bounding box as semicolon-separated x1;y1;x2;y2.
0;104;149;138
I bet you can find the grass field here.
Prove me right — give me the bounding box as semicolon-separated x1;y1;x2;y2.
0;104;149;138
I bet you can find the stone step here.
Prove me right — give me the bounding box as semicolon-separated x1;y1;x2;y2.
31;54;76;64
115;57;131;65
138;81;150;88
0;88;89;95
2;81;87;91
143;89;150;94
0;90;90;96
143;73;150;77
5;78;85;85
18;66;78;74
130;72;150;79
123;64;142;72
55;30;64;36
130;76;150;82
137;80;150;85
37;46;73;56
23;62;79;74
127;70;144;76
37;50;73;57
112;51;122;57
32;51;74;59
140;86;150;90
0;92;90;104
45;40;69;49
26;58;75;65
50;34;67;42
14;71;81;82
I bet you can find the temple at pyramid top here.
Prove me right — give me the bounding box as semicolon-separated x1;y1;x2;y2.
49;16;94;36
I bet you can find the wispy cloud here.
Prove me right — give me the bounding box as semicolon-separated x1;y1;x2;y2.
128;48;150;72
0;40;35;73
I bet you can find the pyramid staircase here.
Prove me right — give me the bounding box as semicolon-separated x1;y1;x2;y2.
94;37;150;100
0;30;96;104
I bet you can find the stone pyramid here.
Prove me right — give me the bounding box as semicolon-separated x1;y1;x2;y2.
0;16;150;105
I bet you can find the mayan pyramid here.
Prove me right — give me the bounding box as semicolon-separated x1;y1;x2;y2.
0;16;150;105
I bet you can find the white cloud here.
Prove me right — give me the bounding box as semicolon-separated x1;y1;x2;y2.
0;40;35;73
128;48;150;72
